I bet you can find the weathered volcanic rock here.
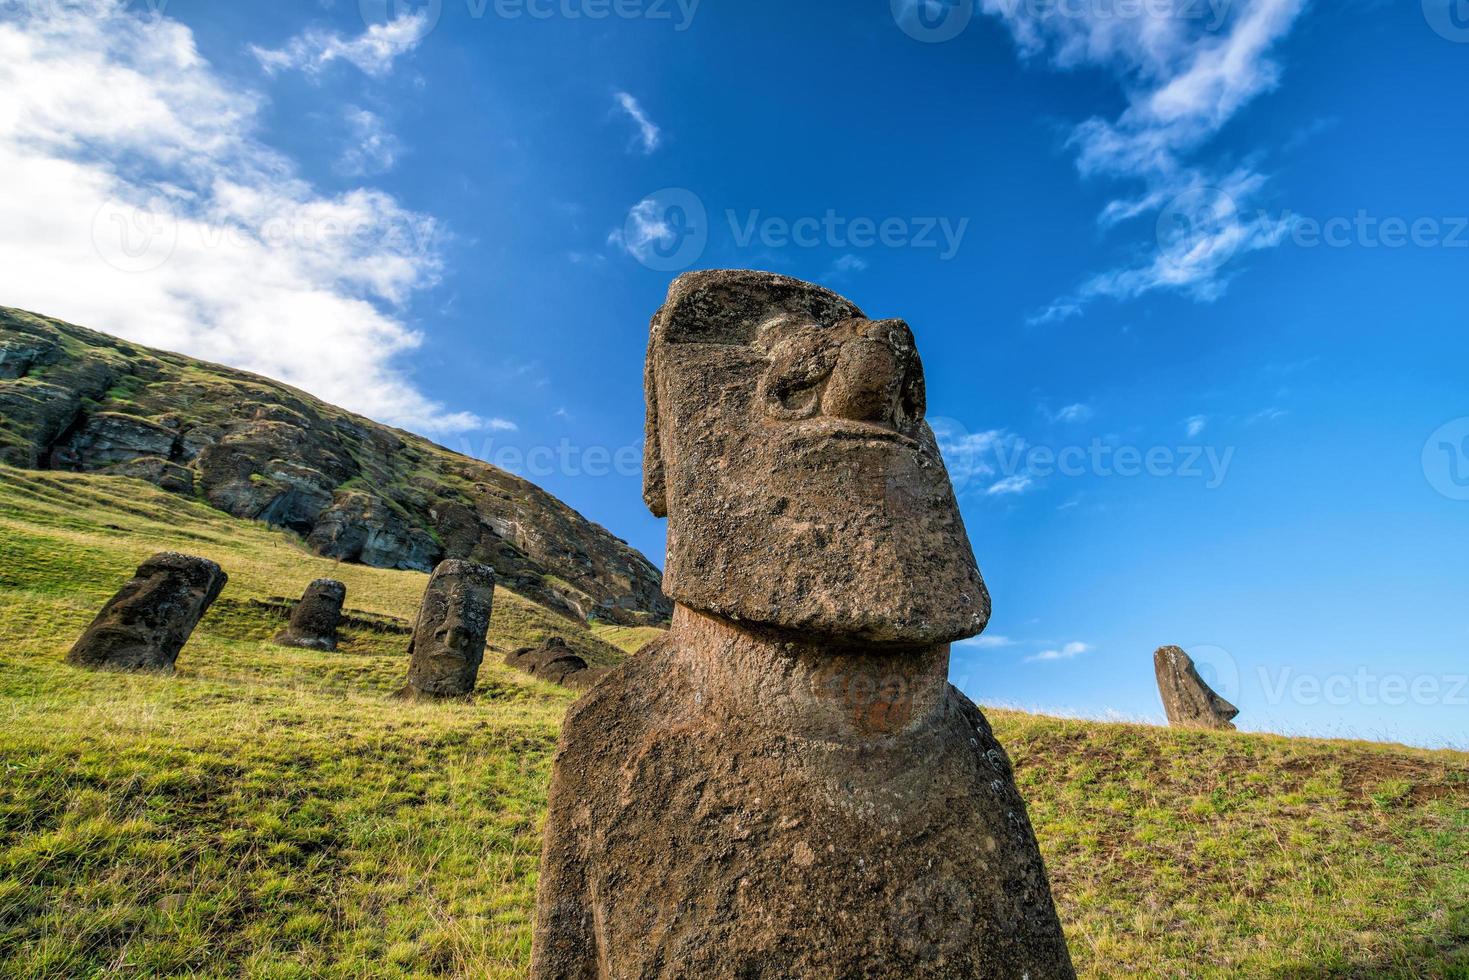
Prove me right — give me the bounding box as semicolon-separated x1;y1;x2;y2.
398;560;496;699
0;305;671;625
274;579;347;651
1154;645;1239;730
532;272;1074;979
66;552;227;673
506;636;597;685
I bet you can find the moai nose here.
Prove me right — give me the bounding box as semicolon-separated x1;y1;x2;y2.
820;319;920;429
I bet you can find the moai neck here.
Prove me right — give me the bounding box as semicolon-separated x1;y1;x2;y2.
669;605;953;741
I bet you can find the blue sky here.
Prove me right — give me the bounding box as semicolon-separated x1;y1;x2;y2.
2;0;1465;747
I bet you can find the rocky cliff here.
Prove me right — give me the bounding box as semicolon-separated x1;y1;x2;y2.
0;306;670;626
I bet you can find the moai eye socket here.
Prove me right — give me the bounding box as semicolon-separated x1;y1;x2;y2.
754;315;840;421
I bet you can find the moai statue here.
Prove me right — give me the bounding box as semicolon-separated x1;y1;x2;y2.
66;552;227;673
531;271;1075;978
506;636;598;686
398;559;495;699
1154;645;1239;730
274;579;347;651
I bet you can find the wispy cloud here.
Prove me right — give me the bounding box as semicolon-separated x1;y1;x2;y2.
987;474;1035;496
1185;414;1208;437
0;0;491;435
252;12;429;78
983;0;1308;319
959;634;1015;649
613;91;661;154
607;196;676;260
337;107;401;177
1027;641;1092;664
1045;402;1094;424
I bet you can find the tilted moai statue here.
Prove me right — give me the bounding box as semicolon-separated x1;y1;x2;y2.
398;559;495;699
66;552;227;673
274;579;347;651
1154;645;1239;730
531;271;1075;978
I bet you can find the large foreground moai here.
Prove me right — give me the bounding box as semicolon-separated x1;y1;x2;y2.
274;579;347;651
1154;645;1240;730
531;271;1075;978
398;559;495;699
66;552;227;673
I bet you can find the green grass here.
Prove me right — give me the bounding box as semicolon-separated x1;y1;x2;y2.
0;467;1465;977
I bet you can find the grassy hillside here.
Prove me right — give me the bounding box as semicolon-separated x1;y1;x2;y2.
0;467;1464;978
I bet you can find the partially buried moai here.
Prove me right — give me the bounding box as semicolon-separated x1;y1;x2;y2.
66;552;227;673
398;559;495;699
531;271;1075;978
274;579;347;651
1154;645;1239;731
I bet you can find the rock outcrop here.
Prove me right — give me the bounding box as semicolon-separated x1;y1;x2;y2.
505;636;608;688
0;306;670;626
532;271;1074;978
66;552;227;673
1154;645;1239;730
274;579;347;651
398;559;496;699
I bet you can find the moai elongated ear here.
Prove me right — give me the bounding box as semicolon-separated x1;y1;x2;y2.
642;340;667;518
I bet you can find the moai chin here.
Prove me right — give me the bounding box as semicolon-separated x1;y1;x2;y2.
274;579;347;651
531;271;1076;979
66;552;227;673
398;559;495;699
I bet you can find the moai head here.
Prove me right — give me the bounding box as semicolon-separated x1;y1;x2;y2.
66;552;228;671
402;559;496;698
643;270;989;646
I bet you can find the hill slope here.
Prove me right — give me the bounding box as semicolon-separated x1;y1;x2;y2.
0;306;670;626
0;468;1465;978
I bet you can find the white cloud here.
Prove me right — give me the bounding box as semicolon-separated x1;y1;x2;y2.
959;634;1014;649
982;0;1307;317
830;253;869;275
252;12;428;78
987;474;1034;496
0;0;491;435
337;107;400;177
1185;414;1208;437
1027;641;1092;663
613;91;661;154
1046;402;1094;424
607;197;677;261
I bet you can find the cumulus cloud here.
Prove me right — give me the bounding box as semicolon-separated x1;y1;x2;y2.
982;0;1307;318
252;11;429;78
613;91;661;154
1027;641;1092;664
0;0;493;435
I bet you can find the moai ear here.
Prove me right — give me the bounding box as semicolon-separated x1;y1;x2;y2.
642;346;667;519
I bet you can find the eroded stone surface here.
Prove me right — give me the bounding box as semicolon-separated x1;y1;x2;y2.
1154;645;1239;730
66;552;227;673
505;636;601;686
398;560;495;699
532;271;1073;979
274;579;347;651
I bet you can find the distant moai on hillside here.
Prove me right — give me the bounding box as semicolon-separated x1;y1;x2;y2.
397;559;495;699
274;579;347;651
66;552;227;673
530;271;1075;978
1154;645;1240;730
505;636;609;689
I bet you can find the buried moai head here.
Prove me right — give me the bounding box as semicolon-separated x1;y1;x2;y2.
642;270;989;646
66;552;227;673
400;559;496;698
275;579;346;651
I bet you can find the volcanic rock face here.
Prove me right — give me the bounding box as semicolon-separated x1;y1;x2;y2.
0;306;670;626
66;552;227;673
1154;645;1240;731
274;579;347;651
532;271;1074;979
399;560;496;699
